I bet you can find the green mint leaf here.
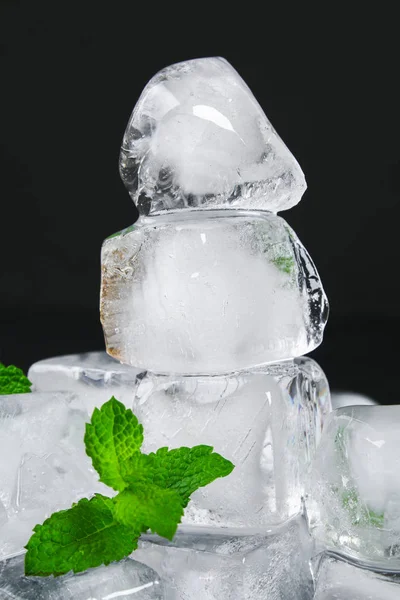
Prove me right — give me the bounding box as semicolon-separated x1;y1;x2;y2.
0;363;32;395
84;397;144;491
272;255;295;274
114;482;184;540
26;398;235;577
25;494;138;577
122;445;235;506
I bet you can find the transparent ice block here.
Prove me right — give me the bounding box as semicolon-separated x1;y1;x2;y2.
28;351;141;413
101;211;328;373
133;357;330;528
0;391;108;560
313;553;400;600
134;514;314;599
0;554;164;599
119;57;306;215
308;405;400;568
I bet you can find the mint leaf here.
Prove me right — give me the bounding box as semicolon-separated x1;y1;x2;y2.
0;363;32;395
85;397;144;491
26;397;235;577
25;494;138;576
114;482;184;540
122;445;235;506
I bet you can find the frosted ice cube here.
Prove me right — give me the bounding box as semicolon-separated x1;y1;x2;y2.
331;392;377;409
0;391;108;560
101;212;328;373
308;405;400;568
120;57;306;215
132;357;330;528
0;555;164;599
28;351;141;413
313;553;400;600
135;515;313;599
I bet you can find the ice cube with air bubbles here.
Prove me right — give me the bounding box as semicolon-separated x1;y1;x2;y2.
132;357;330;528
120;57;306;215
100;212;328;373
307;405;400;568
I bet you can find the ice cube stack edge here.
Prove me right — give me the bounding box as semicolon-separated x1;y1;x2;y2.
1;57;398;599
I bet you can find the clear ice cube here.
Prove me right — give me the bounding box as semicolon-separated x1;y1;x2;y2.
132;357;330;528
28;351;141;413
101;212;328;373
0;555;164;599
0;391;108;560
134;515;314;599
313;553;400;600
308;405;400;568
119;57;306;215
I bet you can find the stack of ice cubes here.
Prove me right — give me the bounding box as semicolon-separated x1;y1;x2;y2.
0;57;398;598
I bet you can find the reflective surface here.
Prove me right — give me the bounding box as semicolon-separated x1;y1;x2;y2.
120;57;306;214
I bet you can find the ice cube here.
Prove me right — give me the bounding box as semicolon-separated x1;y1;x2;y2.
120;57;306;215
330;392;377;409
132;357;330;528
101;212;328;373
28;351;141;413
134;515;313;599
0;554;164;599
307;405;400;568
0;391;108;560
313;553;400;600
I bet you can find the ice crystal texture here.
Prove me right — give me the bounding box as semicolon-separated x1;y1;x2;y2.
119;57;306;215
0;391;107;560
313;553;400;600
308;406;400;568
135;515;314;600
101;212;328;373
0;555;164;599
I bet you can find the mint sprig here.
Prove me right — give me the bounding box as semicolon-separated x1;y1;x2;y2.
0;363;32;395
25;397;234;576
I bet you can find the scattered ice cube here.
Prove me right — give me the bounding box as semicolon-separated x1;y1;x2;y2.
313;553;400;600
134;515;313;599
307;405;400;568
132;357;330;528
0;554;164;599
101;212;328;373
28;351;141;413
120;57;306;215
0;391;108;560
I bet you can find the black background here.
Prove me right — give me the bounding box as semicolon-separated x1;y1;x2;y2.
1;3;399;403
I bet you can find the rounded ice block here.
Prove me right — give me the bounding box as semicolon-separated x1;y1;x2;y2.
119;57;306;215
100;211;328;374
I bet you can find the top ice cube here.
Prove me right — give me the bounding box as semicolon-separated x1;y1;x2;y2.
119;57;306;215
